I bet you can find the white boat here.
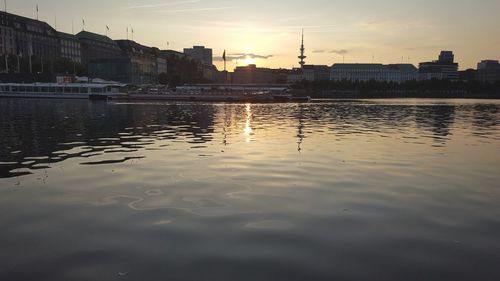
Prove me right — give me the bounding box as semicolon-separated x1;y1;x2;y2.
0;83;126;100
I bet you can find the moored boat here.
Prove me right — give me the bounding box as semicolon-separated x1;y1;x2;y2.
0;82;126;100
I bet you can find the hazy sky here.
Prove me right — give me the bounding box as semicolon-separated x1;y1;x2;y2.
6;0;500;70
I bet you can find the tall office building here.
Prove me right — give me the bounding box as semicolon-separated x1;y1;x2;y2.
183;46;213;66
477;60;500;82
419;51;459;80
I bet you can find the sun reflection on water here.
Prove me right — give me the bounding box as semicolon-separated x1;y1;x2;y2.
243;104;253;142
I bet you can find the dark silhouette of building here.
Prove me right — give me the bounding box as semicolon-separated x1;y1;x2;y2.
459;69;477;82
477;60;500;83
183;46;213;66
419;51;459;80
0;11;59;59
305;65;330;81
76;31;122;64
115;40;159;84
232;64;285;84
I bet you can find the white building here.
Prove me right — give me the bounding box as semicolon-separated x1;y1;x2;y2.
330;63;418;83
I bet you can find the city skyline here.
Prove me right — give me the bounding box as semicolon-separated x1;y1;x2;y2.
4;0;500;71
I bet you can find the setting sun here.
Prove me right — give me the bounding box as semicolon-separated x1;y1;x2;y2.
242;56;256;65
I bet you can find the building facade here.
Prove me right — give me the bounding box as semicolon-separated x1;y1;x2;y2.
58;32;81;63
232;64;280;84
76;31;122;64
0;24;15;55
287;65;331;83
0;11;59;59
88;39;162;84
419;51;459;80
287;68;303;83
304;65;330;81
183;46;213;66
330;63;418;83
115;40;158;85
152;48;168;75
477;60;500;83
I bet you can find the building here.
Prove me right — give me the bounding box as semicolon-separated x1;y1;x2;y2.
152;48;167;75
0;22;15;56
459;69;477;82
0;11;59;59
419;51;459;80
76;31;122;64
232;64;280;84
477;60;500;83
115;40;159;84
287;68;304;83
57;32;81;63
183;46;213;66
88;39;162;84
304;65;330;81
330;63;418;83
385;64;419;83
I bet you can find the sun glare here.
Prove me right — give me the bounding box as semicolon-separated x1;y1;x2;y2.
243;56;256;65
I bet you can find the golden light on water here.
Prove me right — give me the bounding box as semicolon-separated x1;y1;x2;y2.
244;104;253;142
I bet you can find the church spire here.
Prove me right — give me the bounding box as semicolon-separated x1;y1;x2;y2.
298;29;306;68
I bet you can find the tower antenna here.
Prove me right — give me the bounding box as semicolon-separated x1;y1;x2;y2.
298;29;306;69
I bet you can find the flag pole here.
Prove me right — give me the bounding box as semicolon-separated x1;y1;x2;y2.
223;49;226;72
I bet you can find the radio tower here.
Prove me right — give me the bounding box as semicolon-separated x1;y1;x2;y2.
298;29;306;68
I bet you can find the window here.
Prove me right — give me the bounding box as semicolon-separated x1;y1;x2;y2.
91;87;103;93
80;87;88;94
71;87;79;93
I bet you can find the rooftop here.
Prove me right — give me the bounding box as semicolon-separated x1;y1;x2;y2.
76;31;116;45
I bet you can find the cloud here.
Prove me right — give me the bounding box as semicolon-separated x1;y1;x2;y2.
156;7;233;13
313;49;349;55
125;0;200;9
214;53;274;61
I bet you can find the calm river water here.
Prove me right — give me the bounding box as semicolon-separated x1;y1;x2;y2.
0;98;499;281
